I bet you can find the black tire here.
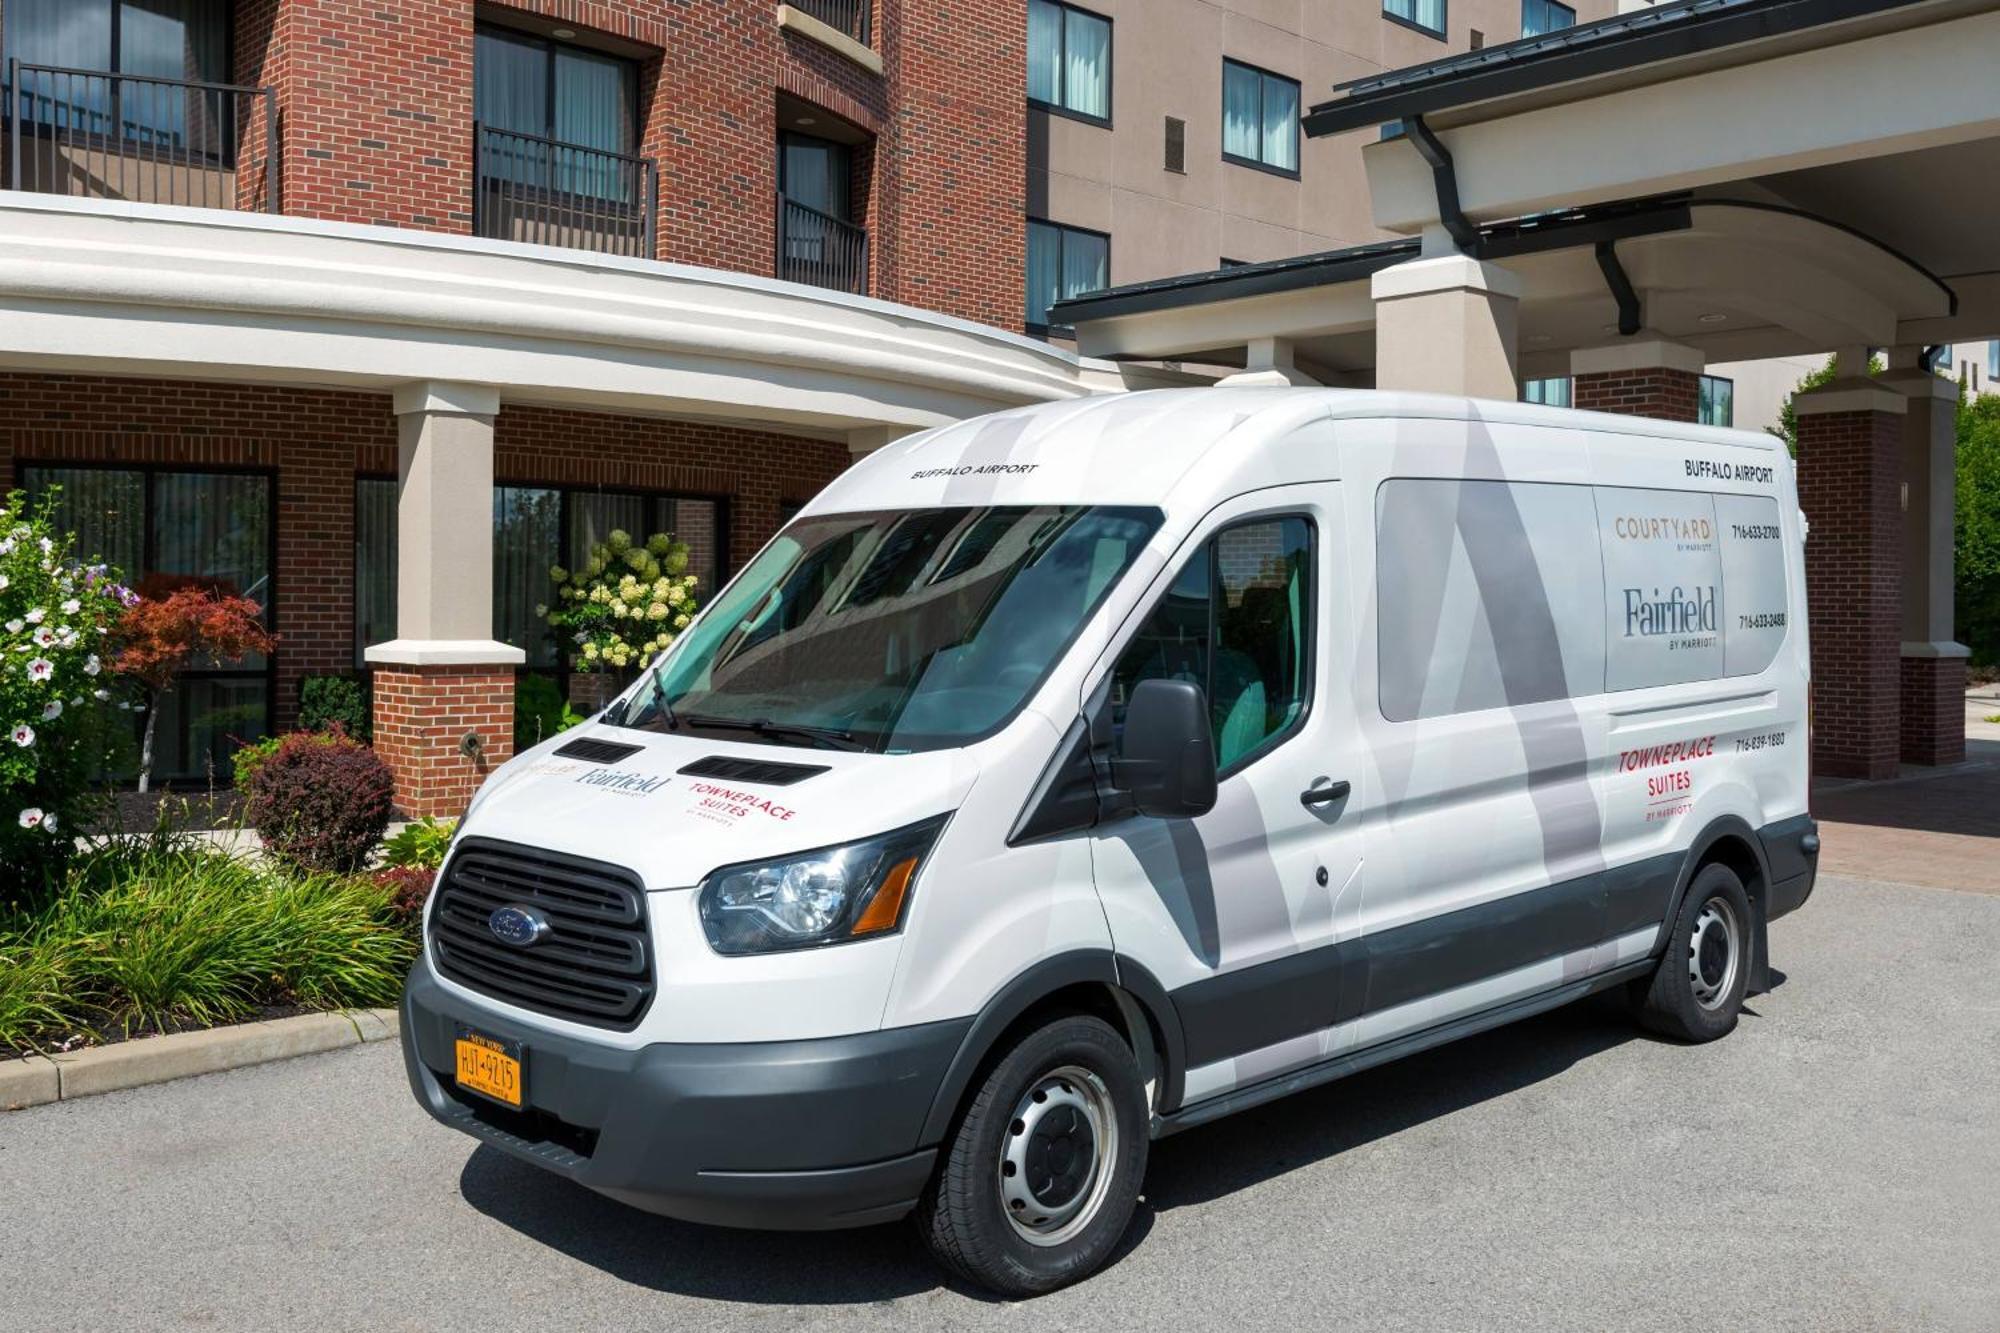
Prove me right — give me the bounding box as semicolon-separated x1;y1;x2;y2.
1635;862;1753;1042
915;1014;1149;1297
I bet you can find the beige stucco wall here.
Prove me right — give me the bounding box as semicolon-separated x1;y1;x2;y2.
1029;0;1618;288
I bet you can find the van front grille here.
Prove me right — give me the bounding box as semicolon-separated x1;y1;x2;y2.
429;839;654;1030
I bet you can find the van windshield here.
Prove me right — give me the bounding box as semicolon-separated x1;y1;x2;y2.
618;505;1162;753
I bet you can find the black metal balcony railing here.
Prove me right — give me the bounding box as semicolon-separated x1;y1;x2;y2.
790;0;872;46
473;123;657;260
5;61;277;211
777;193;868;295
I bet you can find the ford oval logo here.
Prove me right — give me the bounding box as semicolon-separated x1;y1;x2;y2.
488;904;551;948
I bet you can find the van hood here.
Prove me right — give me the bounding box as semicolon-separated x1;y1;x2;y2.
455;723;979;892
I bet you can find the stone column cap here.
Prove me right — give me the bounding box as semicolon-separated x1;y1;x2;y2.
1900;640;1972;659
1793;381;1907;416
1370;254;1524;303
364;638;527;666
1570;337;1704;377
391;380;501;417
1876;369;1962;402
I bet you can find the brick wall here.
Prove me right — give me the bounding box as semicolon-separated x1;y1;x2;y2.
1900;653;1967;767
3;372;848;738
212;2;1026;327
1796;405;1903;779
372;665;514;816
1571;367;1701;422
0;373;396;731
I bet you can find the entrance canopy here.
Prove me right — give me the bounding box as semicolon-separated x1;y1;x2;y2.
1057;0;2000;380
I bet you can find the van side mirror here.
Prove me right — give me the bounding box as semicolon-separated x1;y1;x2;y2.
1115;679;1218;819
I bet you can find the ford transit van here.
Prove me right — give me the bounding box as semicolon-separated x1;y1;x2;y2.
401;388;1818;1295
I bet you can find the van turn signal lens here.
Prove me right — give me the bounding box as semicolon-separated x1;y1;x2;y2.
852;856;918;936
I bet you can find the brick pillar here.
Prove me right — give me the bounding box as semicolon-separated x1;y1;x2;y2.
1882;353;1970;765
1570;338;1702;421
372;666;514;818
1795;379;1907;779
365;381;523;816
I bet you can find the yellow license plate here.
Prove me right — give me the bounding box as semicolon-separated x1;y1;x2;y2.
453;1026;523;1108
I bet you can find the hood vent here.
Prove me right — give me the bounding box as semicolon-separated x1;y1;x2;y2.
678;755;830;786
554;736;645;764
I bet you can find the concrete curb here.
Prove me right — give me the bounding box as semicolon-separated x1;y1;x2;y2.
0;1007;400;1111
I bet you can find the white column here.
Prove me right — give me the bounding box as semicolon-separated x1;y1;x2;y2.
1370;254;1522;400
1878;358;1966;655
847;424;922;457
1219;337;1320;387
365;380;524;668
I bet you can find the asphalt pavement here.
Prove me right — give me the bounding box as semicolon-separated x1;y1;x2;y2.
3;873;1996;1332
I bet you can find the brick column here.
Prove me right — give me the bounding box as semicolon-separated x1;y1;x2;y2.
365;382;522;818
1882;353;1970;765
1372;252;1522;400
1570;338;1703;421
1795;378;1906;780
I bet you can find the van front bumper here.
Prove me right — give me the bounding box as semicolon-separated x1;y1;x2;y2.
401;965;968;1230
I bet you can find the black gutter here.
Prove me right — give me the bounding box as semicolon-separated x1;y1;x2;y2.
1051;195;1694;327
1303;0;1936;138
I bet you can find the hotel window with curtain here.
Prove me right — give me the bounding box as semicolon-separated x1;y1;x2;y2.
354;482;725;673
1698;375;1735;428
4;0;231;150
1221;60;1299;177
1027;0;1111;125
473;23;638;197
1026;219;1110;334
21;465;273;783
1384;0;1447;40
1521;0;1575;38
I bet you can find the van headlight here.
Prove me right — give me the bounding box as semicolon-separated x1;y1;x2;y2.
697;816;949;955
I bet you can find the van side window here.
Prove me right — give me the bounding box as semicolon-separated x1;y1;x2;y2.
1376;479;1606;721
1597;486;1725;690
1715;494;1788;676
1111;516;1313;771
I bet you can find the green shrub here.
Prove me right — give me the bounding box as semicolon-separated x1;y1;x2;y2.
514;672;584;752
245;730;396;873
299;674;371;741
230;732;286;789
382;815;455;870
1;835;413;1049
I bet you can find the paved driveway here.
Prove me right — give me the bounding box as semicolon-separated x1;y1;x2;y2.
3;874;1996;1332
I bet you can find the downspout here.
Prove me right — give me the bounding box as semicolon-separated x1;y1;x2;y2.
1594;239;1643;336
1402;116;1479;254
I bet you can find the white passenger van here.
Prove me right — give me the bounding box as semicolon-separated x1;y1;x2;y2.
402;389;1819;1295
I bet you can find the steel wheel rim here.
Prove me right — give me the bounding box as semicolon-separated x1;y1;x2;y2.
1688;894;1742;1011
998;1064;1118;1247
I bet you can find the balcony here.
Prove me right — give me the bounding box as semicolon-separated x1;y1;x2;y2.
775;2;880;74
788;0;871;46
472;123;657;260
776;193;868;296
4;62;276;212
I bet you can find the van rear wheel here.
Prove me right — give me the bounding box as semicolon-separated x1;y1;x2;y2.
915;1014;1148;1296
1635;862;1752;1042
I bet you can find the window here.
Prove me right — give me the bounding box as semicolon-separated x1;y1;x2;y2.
1384;0;1447;39
1377;480;1604;721
779;130;853;222
22;464;272;781
1524;376;1571;408
1164;115;1186;173
1988;340;1998;380
1697;375;1734;428
1026;219;1110;332
1222;60;1300;175
1027;0;1111;124
1111;516;1313;772
354;483;725;671
1597;487;1725;690
474;24;638;197
623;506;1164;753
5;0;230;145
1521;0;1575;38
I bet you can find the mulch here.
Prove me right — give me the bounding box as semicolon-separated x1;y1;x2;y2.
98;787;249;835
1;1001;314;1065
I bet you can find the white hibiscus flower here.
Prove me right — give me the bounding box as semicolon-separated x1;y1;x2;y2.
83;655;100;677
17;808;42;829
42;700;63;721
31;627;55;648
27;657;54;682
11;724;33;747
92;689;110;702
3;619;20;633
42;812;57;832
60;598;79;615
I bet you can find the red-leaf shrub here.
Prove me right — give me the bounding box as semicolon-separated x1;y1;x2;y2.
373;866;436;926
244;729;396;873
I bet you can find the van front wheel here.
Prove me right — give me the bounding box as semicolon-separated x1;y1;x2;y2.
915;1014;1149;1296
1635;862;1753;1042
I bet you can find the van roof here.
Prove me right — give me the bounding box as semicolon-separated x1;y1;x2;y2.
809;387;1780;518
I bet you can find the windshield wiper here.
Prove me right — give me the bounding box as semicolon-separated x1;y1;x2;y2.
679;713;865;752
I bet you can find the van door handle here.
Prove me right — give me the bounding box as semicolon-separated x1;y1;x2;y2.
1300;780;1350;808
